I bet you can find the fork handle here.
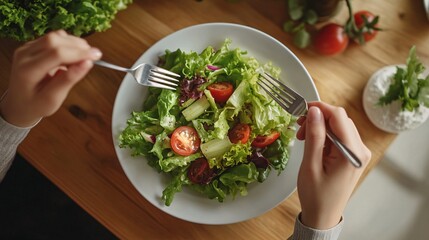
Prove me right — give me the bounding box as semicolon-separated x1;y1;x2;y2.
326;130;362;168
94;60;130;73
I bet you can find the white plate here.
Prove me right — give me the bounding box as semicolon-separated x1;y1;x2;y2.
112;23;319;225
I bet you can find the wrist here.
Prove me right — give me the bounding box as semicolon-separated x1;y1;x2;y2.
0;94;41;128
300;210;342;230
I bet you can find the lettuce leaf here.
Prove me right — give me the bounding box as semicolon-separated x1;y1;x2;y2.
264;138;289;173
162;168;190;206
0;0;132;41
221;142;252;168
119;110;160;157
225;80;250;118
191;163;259;202
149;131;170;161
159;153;203;172
191;179;227;202
157;90;179;132
218;163;258;197
251;95;292;135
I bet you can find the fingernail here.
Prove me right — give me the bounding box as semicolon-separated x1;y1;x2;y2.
307;106;323;123
90;48;102;59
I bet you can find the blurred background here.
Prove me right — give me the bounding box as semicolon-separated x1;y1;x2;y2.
342;119;429;240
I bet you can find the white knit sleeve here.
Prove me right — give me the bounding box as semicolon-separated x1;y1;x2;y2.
0;115;32;182
288;213;344;240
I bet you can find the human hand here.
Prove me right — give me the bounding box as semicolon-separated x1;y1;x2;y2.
0;30;102;127
295;101;371;229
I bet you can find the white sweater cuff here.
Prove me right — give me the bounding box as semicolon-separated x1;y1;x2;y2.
290;213;344;240
0;115;33;181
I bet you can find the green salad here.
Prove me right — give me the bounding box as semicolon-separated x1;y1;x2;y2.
119;39;296;206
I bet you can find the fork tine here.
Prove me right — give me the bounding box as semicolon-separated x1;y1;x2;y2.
259;80;293;106
150;66;181;78
146;80;176;91
258;73;307;116
94;60;180;91
264;73;293;93
259;74;295;104
148;76;178;87
262;73;299;100
257;81;291;111
149;71;180;83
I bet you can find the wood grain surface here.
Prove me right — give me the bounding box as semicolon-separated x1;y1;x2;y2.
1;0;428;239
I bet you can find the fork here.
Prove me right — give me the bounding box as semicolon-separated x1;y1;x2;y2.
94;60;180;90
258;72;362;168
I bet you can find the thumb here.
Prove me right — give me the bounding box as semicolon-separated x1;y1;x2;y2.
302;106;326;169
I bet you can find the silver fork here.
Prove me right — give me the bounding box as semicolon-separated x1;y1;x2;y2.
94;60;180;90
258;72;362;168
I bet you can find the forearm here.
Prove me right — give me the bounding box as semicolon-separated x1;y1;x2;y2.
288;213;344;240
0;115;32;182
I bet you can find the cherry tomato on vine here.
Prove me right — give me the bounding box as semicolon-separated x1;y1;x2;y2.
170;126;201;156
251;131;280;148
313;23;349;56
354;10;378;43
187;158;216;184
228;123;251;144
207;82;234;103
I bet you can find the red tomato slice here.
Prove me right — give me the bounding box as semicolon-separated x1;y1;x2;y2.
314;23;349;56
187;158;216;184
251;131;280;148
228;123;251;144
354;10;378;43
170;126;201;156
207;82;234;103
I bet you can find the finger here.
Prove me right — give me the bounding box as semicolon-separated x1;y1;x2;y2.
37;60;93;114
296;116;307;140
15;30;90;60
39;30;90;51
44;60;93;91
23;46;101;83
307;101;355;141
67;60;94;82
302;106;326;170
344;118;372;167
48;66;68;77
297;116;306;125
296;120;306;140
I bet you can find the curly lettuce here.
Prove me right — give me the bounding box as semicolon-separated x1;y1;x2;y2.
0;0;133;41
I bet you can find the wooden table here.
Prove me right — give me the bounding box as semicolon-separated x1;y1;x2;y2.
1;0;428;239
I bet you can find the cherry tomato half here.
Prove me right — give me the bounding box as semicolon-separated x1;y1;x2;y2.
207;82;234;103
170;126;201;156
187;158;216;184
354;10;378;43
313;23;349;56
251;131;280;148
228;123;251;144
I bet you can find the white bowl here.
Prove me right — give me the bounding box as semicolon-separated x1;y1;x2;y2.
363;65;429;133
